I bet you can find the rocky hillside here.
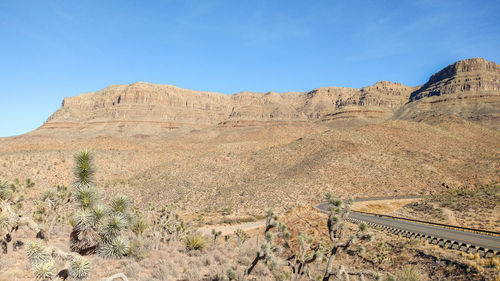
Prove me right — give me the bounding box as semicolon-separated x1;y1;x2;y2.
36;58;499;137
0;58;498;218
393;58;500;128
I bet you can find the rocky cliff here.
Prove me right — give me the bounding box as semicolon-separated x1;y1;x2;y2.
39;58;500;135
393;58;500;128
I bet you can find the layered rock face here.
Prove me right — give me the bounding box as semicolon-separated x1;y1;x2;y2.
394;58;500;128
42;82;415;130
40;58;500;135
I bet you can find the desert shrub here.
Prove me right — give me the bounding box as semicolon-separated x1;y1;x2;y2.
393;265;428;281
123;260;141;279
185;234;206;251
183;261;202;281
150;260;178;280
407;201;445;220
127;238;150;261
202;253;214;266
213;248;229;265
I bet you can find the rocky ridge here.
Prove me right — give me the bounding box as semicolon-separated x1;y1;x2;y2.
38;58;500;136
394;58;500;128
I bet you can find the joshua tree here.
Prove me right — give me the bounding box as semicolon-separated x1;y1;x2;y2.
321;193;375;281
146;204;186;249
286;232;323;281
69;150;133;258
0;178;43;254
211;228;222;247
33;185;71;240
69;149;101;254
243;209;290;281
235;228;249;245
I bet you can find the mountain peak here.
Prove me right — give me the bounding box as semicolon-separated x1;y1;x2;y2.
409;58;500;101
425;58;499;86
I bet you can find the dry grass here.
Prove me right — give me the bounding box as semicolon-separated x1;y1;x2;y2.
394;184;500;231
352;199;420;214
1;119;498;222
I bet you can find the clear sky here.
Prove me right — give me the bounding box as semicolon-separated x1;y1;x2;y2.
1;0;499;137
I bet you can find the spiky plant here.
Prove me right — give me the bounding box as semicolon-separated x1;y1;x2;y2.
185;234;207;251
130;214;148;238
73;210;95;233
243;209;288;280
70;210;100;255
102;213;127;242
211;229;222;246
235;228;249;245
33;261;56;281
98;236;130;259
0;178;14;201
321;193;374;281
110;194;131;215
74;186;100;210
41;189;58;208
26;241;51;266
148;204;186;248
286;232;323;281
69;255;91;280
90;204;108;227
73;149;95;188
0;210;13;235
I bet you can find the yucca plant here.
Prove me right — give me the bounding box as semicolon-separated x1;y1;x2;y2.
90;204;108;226
235;228;249;245
185;234;206;251
73;149;96;189
130;213;149;238
70;150;103;255
110;194;132;215
99;236;130;259
70;209;100;255
0;179;14;201
69;255;91;280
34;185;72;240
33;261;56;281
101;213;127;242
26;241;51;266
74;186;100;210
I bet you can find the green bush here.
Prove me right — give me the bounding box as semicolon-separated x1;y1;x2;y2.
185;234;206;251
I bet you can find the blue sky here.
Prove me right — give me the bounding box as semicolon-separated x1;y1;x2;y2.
1;0;499;137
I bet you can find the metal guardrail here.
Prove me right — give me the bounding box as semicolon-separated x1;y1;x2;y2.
352;210;500;237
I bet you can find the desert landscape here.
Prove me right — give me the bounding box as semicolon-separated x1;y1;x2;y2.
0;57;499;280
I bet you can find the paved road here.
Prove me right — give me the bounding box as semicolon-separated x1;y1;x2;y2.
316;199;500;252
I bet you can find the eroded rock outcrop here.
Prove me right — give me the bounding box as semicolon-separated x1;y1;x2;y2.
394;58;500;128
39;58;500;135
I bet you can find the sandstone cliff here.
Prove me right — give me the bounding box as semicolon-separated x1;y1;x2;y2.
393;58;500;128
39;58;500;135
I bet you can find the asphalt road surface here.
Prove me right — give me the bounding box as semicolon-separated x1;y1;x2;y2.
316;198;500;252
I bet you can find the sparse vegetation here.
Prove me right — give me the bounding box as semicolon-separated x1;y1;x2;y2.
185;234;207;251
0;147;497;280
396;184;500;231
